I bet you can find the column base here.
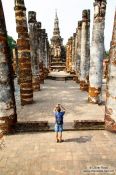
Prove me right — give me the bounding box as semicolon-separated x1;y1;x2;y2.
88;86;101;104
32;75;40;91
0;115;17;134
20;83;33;106
21;99;33;106
39;72;44;84
80;81;89;91
73;75;77;81
105;111;116;132
75;77;80;83
44;68;49;79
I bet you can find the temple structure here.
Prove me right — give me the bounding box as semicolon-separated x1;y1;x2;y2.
50;12;66;71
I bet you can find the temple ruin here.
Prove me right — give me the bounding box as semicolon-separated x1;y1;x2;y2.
0;0;116;134
50;12;66;71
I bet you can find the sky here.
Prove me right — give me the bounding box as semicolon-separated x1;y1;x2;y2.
2;0;116;51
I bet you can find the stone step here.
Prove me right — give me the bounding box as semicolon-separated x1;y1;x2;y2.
14;121;105;133
73;120;105;130
47;75;73;81
15;121;49;132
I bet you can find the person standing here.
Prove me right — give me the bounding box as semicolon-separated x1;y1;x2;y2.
53;104;65;143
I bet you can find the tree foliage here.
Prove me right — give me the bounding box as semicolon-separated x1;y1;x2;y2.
104;51;109;58
7;35;16;52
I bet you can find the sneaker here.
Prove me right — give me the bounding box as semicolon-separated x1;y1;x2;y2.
56;139;59;143
59;139;64;143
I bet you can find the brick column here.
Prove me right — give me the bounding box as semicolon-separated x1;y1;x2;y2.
47;38;50;69
44;33;49;78
14;0;33;105
74;26;78;82
105;10;116;132
69;37;73;73
12;46;18;77
88;0;107;104
41;29;47;79
72;33;76;73
66;37;73;73
76;21;82;83
44;33;48;69
80;10;90;91
28;11;40;91
36;22;44;84
66;40;69;72
0;0;17;133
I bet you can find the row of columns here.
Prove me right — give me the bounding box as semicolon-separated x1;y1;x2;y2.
66;9;90;91
66;0;106;98
28;12;49;89
0;0;50;133
66;0;116;132
14;0;50;106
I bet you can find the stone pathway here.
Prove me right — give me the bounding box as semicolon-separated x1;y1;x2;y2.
0;131;116;175
15;78;105;123
0;75;115;175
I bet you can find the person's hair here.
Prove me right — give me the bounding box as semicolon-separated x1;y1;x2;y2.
56;106;61;112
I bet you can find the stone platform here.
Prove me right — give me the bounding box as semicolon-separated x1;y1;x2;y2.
14;73;105;129
14;120;105;133
47;71;73;81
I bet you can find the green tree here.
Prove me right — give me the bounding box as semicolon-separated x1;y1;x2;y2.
7;35;16;52
104;51;109;58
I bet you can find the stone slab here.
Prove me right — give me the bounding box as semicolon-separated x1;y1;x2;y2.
0;131;116;175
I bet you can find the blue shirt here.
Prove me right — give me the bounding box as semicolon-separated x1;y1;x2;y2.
54;111;65;124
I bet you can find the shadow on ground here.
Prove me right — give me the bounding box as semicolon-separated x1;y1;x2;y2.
64;135;92;143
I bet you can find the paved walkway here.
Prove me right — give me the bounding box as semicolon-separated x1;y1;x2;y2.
0;131;116;175
16;78;105;123
0;75;115;175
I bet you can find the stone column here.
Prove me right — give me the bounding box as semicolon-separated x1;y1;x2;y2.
72;33;76;73
14;0;33;105
76;21;82;83
28;11;40;91
44;33;48;68
0;0;17;133
105;10;116;132
66;40;69;72
47;40;50;69
39;28;45;84
69;37;73;72
12;46;18;77
42;29;47;79
66;37;73;73
74;26;78;81
88;0;107;104
47;40;50;70
80;10;90;91
44;33;49;78
36;22;44;84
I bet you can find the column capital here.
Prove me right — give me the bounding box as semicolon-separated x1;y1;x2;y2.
94;0;107;20
14;0;26;11
28;11;36;23
78;21;82;29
